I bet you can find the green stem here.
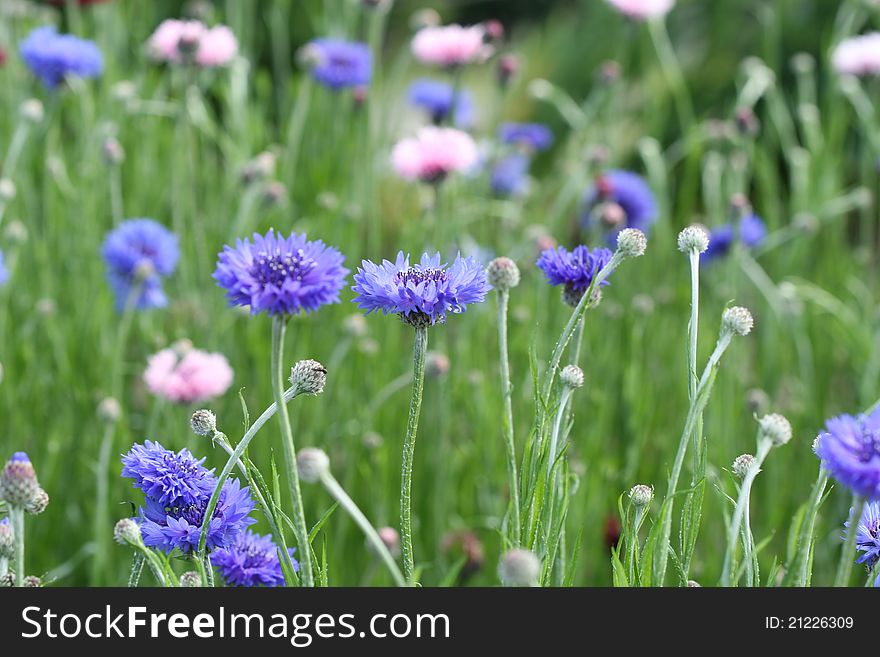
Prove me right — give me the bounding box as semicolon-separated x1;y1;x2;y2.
686;250;701;475
648;17;694;132
271;317;314;586
400;325;428;583
785;467;829;587
10;507;24;587
127;553;145;588
547;387;574;485
834;494;865;587
496;289;521;546
320;472;407;587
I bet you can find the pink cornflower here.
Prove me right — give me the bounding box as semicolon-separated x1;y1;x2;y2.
148;19;238;67
411;24;490;68
391;127;478;183
606;0;675;20
832;33;880;77
144;343;233;404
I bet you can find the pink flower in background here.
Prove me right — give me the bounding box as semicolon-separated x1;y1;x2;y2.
391;127;478;183
411;24;490;68
144;344;233;404
607;0;675;20
832;33;880;77
148;19;237;67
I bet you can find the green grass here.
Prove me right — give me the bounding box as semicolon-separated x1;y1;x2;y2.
0;0;878;586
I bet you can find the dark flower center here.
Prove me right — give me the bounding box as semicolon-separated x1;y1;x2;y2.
174;499;222;527
161;453;203;479
252;248;316;286
395;266;447;287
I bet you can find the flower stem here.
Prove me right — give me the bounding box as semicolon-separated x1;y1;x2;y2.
783;467;829;587
401;326;428;583
10;506;24;587
547;387;574;486
720;438;771;586
320;471;407;587
834;494;865;587
271;316;314;587
496;288;522;545
127;553;145;587
647;17;694;132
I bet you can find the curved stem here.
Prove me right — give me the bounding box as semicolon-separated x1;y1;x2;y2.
496;289;521;545
834;494;865;587
320;472;407;587
400;326;428;583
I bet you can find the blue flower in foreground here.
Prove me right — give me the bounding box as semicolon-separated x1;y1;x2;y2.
846;500;880;570
139;478;255;554
308;39;371;90
212;530;298;587
582;169;657;237
702;214;767;262
537;244;613;306
121;440;216;508
491;153;530;196
0;250;7;287
352;252;490;327
815;408;880;500
19;26;103;89
102;219;179;311
214;230;348;316
407;79;474;127
498;122;554;151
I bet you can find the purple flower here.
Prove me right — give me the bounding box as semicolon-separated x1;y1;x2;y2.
582;170;657;237
498;122;554;151
102;219;179;311
0;250;7;286
213;230;349;316
702;214;767;262
815;408;880;500
139;478;255;554
407;79;474;127
536;244;613;305
121;440;216;509
212;530;298;587
308;39;372;90
846;501;880;570
491;154;530;196
352;252;490;327
19;26;103;89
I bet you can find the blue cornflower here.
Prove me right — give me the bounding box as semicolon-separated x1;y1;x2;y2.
582;169;658;237
121;441;216;509
19;26;103;89
351;252;491;327
102;219;179;311
536;244;614;306
139;478;255;554
702;214;767;262
307;39;371;90
846;500;880;570
213;230;348;316
0;250;7;286
498;122;554;152
815;408;880;500
212;530;298;587
490;153;530;197
407;79;474;127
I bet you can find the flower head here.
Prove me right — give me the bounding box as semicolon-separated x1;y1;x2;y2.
0;518;13;559
490;154;530;197
407;79;474;127
297;448;330;484
629;484;653;507
702;214;766;262
721;306;754;337
498;122;554;152
114;518;143;546
732;454;756;478
847;501;880;569
144;345;233;404
498;548;540;586
212;531;298;587
19;26;103;89
486;257;520;291
307;39;372;90
607;0;675;20
352;252;490;327
195;25;238;67
148;20;238;67
190;409;217;436
536;244;613;306
121;441;216;509
213;230;348;316
0;453;42;508
391;127;478;183
102;219;179;311
411;24;490;68
815;408;880;500
582;170;658;238
677;225;710;254
832;33;880;78
290;360;327;396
